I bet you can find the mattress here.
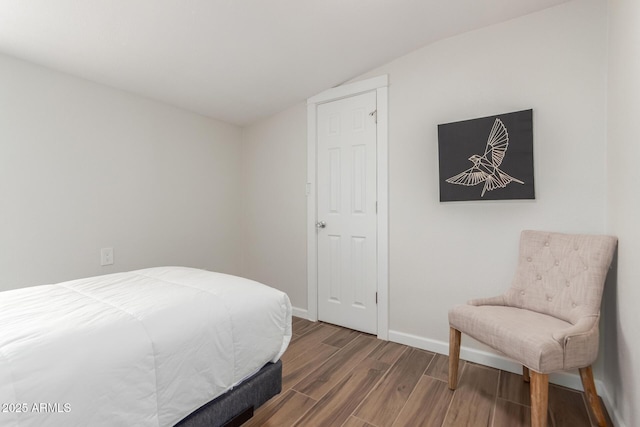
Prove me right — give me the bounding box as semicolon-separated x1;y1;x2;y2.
0;267;292;427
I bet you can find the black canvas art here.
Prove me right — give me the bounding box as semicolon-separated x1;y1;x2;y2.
438;109;534;202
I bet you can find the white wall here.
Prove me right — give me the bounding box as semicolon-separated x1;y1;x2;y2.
605;0;640;425
0;54;243;290
240;104;308;309
357;0;608;348
239;0;614;402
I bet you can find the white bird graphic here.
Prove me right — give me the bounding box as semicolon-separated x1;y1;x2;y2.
446;118;524;197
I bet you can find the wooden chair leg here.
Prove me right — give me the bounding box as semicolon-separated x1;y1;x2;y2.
448;327;461;390
530;370;549;427
523;366;530;383
579;366;607;426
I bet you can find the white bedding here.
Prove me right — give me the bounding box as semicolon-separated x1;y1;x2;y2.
0;267;292;426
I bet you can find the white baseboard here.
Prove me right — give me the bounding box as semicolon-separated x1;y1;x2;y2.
388;329;625;427
291;306;309;319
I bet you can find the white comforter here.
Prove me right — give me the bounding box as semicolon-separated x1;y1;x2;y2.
0;267;292;427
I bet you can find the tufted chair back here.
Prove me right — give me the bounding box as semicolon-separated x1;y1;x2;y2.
503;230;617;325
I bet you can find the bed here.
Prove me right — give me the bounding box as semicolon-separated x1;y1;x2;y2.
0;267;292;427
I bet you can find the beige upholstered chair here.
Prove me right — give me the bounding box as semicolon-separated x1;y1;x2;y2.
448;230;617;427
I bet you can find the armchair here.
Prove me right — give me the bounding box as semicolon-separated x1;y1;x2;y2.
448;230;617;427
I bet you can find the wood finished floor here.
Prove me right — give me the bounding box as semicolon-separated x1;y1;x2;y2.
247;317;614;427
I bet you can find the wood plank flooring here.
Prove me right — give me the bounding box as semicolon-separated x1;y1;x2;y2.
247;318;613;427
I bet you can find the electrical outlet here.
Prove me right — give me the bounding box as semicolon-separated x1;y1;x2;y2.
100;247;114;266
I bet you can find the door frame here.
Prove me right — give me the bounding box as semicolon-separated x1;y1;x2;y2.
306;75;389;340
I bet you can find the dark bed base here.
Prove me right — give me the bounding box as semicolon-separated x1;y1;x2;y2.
174;360;282;427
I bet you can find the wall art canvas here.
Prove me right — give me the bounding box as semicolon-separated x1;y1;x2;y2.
438;109;534;202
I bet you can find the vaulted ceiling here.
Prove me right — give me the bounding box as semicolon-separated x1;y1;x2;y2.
0;0;570;125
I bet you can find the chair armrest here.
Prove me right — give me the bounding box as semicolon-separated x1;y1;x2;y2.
552;315;600;369
468;295;506;306
551;316;598;343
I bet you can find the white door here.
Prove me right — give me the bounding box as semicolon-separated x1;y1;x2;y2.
316;91;377;334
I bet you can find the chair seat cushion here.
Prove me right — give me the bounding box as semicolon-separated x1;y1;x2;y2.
449;304;572;373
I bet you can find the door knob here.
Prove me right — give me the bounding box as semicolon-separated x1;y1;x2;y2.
316;221;326;229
